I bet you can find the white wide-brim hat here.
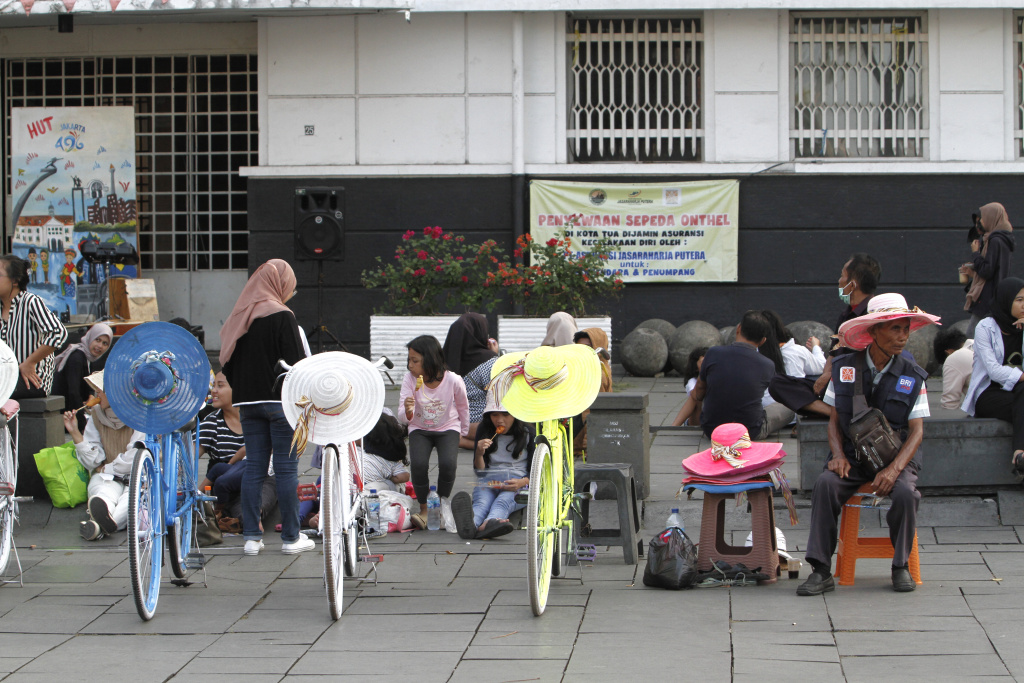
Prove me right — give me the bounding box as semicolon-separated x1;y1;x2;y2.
0;340;18;404
282;351;384;448
837;293;941;351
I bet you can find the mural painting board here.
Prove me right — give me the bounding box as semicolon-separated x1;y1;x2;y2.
10;106;139;318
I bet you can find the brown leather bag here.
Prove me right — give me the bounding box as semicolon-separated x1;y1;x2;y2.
847;353;902;476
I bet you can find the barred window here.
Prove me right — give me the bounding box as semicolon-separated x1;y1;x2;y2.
1016;15;1024;158
3;54;257;271
790;15;928;158
568;17;703;162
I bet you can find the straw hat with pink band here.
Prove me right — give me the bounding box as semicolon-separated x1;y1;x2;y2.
836;293;941;351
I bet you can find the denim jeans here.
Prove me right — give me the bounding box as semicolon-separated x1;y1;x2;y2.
208;461;246;508
471;468;525;527
240;402;300;543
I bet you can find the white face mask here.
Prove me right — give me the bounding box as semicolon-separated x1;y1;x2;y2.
839;280;856;305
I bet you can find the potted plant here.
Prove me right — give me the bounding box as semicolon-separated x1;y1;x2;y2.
361;226;506;362
485;221;623;353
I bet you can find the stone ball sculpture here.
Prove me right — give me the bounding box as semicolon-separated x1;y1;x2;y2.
951;319;970;337
669;321;723;375
635;319;677;373
906;323;939;376
620;327;669;377
788;320;836;356
719;325;734;347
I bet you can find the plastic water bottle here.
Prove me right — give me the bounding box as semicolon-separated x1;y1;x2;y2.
667;508;684;531
427;486;441;530
366;489;383;537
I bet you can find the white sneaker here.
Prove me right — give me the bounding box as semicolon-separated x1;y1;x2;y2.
244;539;265;556
282;534;316;554
440;497;457;534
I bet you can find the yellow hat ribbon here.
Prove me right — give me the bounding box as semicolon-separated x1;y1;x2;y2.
290;380;354;454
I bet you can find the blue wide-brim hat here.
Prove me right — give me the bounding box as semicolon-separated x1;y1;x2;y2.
105;321;211;434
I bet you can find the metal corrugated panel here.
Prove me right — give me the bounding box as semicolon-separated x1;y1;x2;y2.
497;316;612;355
369;315;460;370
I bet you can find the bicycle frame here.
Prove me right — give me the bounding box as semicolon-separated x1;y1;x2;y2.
140;429;198;532
538;418;574;535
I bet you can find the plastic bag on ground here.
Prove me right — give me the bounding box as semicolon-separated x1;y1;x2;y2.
642;527;698;590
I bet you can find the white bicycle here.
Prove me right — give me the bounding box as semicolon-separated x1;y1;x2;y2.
0;401;21;585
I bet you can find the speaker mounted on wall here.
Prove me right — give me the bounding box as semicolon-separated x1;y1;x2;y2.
294;186;345;261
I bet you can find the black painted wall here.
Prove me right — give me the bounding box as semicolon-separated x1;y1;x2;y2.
248;173;1024;357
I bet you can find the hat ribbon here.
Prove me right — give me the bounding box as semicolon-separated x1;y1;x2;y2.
128;350;180;406
486;355;569;405
867;305;925;316
710;431;751;469
290;380;354;454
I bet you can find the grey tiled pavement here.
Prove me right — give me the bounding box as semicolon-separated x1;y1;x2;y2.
2;371;1024;681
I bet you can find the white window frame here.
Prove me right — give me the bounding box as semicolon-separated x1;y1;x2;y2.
789;12;929;160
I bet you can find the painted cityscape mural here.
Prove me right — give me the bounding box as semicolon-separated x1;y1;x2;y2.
10;106;139;318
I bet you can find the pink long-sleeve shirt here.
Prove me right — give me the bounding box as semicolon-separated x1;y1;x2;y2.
397;370;470;436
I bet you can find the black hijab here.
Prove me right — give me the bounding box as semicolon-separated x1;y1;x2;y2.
442;313;497;376
991;277;1024;343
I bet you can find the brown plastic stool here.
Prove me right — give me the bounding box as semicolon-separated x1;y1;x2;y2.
695;488;779;584
834;483;922;587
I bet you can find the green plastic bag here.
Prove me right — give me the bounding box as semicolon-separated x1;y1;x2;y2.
33;441;89;508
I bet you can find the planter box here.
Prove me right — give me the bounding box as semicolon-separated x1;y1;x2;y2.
369;315;460;368
497;316;612;354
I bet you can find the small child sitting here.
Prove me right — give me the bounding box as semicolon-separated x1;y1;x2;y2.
62;371;146;541
450;390;534;540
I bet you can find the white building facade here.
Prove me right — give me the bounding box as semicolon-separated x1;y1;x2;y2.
2;1;1022;351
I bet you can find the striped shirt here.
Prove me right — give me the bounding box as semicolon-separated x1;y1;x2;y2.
0;291;67;393
199;409;246;465
361;452;408;487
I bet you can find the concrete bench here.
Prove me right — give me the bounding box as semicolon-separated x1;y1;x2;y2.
14;395;67;500
586;392;651;499
797;415;1017;492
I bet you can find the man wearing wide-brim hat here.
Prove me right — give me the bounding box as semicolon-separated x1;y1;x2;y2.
798;293;939;596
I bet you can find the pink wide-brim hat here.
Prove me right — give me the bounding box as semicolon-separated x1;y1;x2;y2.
682;423;784;478
836;293;941;351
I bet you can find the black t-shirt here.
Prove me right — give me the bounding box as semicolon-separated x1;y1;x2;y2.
222;311;304;404
699;342;775;437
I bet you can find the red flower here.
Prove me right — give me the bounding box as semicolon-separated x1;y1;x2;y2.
455;256;463;261
423;227;432;235
402;230;415;241
433;226;444;238
435;265;443;272
461;276;469;283
417;250;429;260
443;233;452;240
401;287;407;293
514;248;523;258
546;238;558;247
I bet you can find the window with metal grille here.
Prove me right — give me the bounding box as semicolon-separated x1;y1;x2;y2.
2;54;257;271
568;17;703;162
1015;15;1024;158
790;15;928;158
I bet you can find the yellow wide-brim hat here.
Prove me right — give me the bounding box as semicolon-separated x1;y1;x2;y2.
488;344;602;423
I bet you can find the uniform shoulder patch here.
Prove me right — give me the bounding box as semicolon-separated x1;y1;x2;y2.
839;366;855;383
896;375;916;394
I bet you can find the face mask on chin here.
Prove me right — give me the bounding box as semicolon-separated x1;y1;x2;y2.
839;281;856;305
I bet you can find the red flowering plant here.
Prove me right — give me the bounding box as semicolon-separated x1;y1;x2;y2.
361;226;506;315
485;217;624;317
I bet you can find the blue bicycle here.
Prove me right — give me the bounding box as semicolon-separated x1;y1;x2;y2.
104;321;212;621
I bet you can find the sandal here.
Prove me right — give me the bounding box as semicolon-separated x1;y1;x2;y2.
218;516;242;534
410;513;427;530
476;518;514;539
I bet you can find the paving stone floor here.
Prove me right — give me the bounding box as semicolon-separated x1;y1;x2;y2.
2;371;1024;681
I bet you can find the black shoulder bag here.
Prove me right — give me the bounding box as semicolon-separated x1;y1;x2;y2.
847;352;903;476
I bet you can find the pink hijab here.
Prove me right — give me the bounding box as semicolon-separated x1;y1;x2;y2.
219;259;296;364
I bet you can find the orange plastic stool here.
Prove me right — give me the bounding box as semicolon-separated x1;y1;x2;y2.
834;483;922;586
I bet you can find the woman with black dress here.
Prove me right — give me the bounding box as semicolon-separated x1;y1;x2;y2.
53;322;112;428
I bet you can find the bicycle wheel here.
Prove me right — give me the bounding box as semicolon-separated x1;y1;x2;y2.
321;444;345;620
128;447;163;621
168;434;196;579
342;444;358;578
0;426;15;578
527;442;555;616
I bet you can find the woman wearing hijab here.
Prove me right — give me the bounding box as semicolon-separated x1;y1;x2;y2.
542;311;577;347
962;277;1024;474
443;313;499;447
220;259;312;557
964;202;1015;337
52;322;112;429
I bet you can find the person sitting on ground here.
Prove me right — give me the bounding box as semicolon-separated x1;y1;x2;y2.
52;323;112;431
450;390;535;540
670;346;708;428
541;311;576;346
961;278;1024;474
681;311;793;439
769;253;881;418
934;327;973;411
62;371;145;541
198;372;246;518
443;313;499;449
362;409;411;493
798;293;935;596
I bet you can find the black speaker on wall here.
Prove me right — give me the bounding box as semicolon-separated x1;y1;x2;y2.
295;186;345;261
